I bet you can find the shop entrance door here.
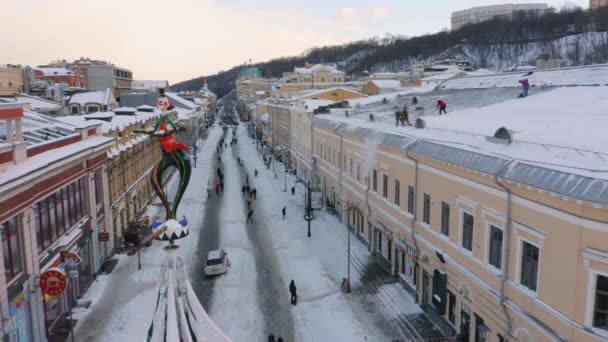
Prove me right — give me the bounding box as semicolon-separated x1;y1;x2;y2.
460;311;471;342
422;270;430;306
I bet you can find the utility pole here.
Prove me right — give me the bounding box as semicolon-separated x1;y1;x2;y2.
346;204;351;293
283;158;288;192
305;180;312;237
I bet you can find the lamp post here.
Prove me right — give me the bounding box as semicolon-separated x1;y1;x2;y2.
305;180;312;237
345;201;352;293
283;161;288;192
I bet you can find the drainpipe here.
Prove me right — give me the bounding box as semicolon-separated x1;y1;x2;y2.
335;129;343;217
405;151;420;303
494;165;514;340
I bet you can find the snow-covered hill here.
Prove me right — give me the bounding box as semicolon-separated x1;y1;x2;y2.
369;31;608;73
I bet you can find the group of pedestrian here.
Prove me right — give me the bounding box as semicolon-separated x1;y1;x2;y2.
267;335;285;342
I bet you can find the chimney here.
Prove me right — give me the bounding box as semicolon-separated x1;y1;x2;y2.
0;103;27;166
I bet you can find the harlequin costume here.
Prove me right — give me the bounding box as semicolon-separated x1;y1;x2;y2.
148;93;192;230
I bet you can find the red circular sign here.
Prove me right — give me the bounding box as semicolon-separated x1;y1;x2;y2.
40;268;68;296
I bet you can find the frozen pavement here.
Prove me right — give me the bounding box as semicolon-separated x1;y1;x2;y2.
71;121;444;342
72;124;224;341
233;124;444;341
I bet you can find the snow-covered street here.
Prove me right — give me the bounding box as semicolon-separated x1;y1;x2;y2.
71;119;441;342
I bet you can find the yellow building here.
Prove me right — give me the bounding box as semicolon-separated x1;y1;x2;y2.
290;63;347;84
309;85;608;342
0;65;23;96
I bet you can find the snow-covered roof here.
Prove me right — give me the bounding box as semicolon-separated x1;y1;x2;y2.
35;67;75;76
69;89;113;106
113;107;137;113
294;64;345;75
368;80;402;88
132;80;169;89
295;87;366;100
301;99;334;111
421;72;460;81
313;85;608;204
0;110;78;145
442;64;608;90
166;91;199;111
56;108;160;134
0;135;113;188
0;94;61;112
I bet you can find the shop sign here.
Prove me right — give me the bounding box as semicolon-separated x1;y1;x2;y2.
40;268;68;296
398;237;418;258
98;231;110;241
9;289;26;316
376;220;393;240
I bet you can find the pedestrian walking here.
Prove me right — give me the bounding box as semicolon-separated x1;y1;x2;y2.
436;100;447;115
268;335;275;342
291;186;295;196
400;105;411;126
289;280;297;305
412;96;418;105
247;209;254;223
519;78;530;97
217;167;221;176
219;173;224;182
220;181;224;192
282;206;286;220
237;157;241;164
252;188;257;199
246;174;249;185
242;185;246;194
277;338;284;342
217;156;221;163
215;183;220;195
246;196;252;209
394;110;400;127
369;113;375;122
255;169;258;177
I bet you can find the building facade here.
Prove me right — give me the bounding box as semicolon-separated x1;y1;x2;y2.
451;3;548;30
0;103;113;341
590;0;608;10
286;64;347;84
33;67;86;89
0;65;24;96
56;58;133;97
310;118;608;342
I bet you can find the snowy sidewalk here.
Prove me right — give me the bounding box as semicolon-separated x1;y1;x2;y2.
235;125;441;341
72;125;224;341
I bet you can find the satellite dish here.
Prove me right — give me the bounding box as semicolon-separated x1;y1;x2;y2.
493;127;512;143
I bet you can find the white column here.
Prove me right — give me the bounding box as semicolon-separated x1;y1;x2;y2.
88;171;100;272
15;118;24;143
5;119;14;144
102;164;114;254
23;207;47;342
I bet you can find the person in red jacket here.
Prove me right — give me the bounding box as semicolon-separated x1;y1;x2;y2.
436;100;447;115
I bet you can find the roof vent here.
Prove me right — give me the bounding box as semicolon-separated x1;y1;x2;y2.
491;126;512;144
415;118;425;129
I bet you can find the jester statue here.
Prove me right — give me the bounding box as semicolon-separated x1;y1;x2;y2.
137;89;192;243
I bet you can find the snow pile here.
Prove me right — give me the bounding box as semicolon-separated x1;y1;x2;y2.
441;64;608;89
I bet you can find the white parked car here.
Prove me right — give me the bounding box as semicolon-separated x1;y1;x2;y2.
204;250;229;276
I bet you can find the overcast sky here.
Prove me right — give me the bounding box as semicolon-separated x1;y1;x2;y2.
0;0;587;83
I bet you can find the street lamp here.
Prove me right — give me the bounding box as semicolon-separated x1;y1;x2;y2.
283;160;288;192
304;180;313;237
345;201;353;294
